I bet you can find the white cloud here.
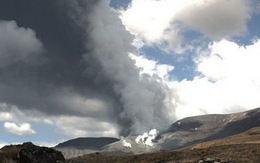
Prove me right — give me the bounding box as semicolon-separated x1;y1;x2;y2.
120;0;253;52
170;39;260;119
197;39;260;81
0;103;40;123
0;102;118;139
121;0;258;121
0;112;13;121
54;90;111;118
120;0;186;52
4;122;36;136
129;53;174;80
55;116;119;138
176;0;252;40
0;21;44;67
33;141;59;148
120;0;185;43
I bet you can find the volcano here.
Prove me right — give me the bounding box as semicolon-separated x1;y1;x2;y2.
55;107;260;159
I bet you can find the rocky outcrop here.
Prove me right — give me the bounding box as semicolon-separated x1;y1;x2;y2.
0;142;65;163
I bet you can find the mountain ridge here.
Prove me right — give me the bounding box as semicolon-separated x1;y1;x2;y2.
56;137;120;150
55;108;260;159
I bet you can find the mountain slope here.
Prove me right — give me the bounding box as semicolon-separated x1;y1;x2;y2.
55;137;119;158
56;137;119;150
68;127;260;163
190;126;260;149
56;108;260;158
156;107;260;150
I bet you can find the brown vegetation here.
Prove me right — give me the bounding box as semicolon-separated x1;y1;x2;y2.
190;127;260;149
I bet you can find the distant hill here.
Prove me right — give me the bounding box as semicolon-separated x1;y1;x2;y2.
55;137;120;158
56;137;119;150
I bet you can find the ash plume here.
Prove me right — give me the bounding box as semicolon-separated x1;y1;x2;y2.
0;0;174;136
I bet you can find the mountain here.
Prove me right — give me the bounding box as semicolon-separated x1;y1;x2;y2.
55;108;260;159
56;137;120;150
55;137;119;158
68;127;260;163
156;107;260;150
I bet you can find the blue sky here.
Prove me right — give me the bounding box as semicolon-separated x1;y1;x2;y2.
118;0;260;118
113;0;260;81
0;0;260;147
110;0;131;9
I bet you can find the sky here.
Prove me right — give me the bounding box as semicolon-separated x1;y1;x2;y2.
0;0;259;147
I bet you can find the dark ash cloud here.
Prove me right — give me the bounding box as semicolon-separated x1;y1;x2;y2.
0;20;44;67
0;0;174;136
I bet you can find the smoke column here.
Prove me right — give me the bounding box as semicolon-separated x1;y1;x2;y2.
0;0;175;136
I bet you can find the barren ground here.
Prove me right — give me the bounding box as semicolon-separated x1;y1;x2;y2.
68;127;260;163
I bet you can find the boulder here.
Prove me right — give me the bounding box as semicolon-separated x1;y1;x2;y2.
0;142;65;163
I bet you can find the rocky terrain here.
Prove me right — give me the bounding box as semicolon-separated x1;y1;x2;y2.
156;107;260;151
68;143;260;163
67;127;260;163
0;142;65;163
56;108;260;159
